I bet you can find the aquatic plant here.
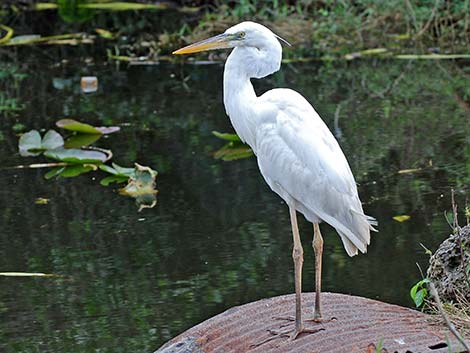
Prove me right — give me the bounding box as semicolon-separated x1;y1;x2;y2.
16;119;158;210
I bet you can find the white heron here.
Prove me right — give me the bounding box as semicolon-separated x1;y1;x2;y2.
173;21;377;340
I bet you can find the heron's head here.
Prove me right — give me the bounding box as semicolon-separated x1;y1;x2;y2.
172;21;290;55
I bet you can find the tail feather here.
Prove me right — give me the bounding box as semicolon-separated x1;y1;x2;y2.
332;211;378;257
338;232;359;257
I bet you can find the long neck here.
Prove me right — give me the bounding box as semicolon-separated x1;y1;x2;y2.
223;43;282;150
223;49;258;149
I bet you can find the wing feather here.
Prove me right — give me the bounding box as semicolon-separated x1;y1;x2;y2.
257;88;376;256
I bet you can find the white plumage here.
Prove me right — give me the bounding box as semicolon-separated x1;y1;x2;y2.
174;21;377;339
221;22;376;256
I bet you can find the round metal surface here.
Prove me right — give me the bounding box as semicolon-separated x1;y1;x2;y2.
155;292;469;353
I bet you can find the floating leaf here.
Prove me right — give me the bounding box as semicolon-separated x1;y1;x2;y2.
0;272;58;277
59;164;95;177
35;197;50;205
44;164;96;179
393;215;411;222
56;119;101;134
212;131;253;161
44;167;66;179
80;2;170;11
7;35;41;44
398;168;422;174
111;163;135;176
41;130;64;150
214;143;254;161
99;163;135;177
19;129;64;156
44;148;107;163
1;33;87;46
100;175;128;186
34;3;58;10
396;54;470;60
345;48;388;60
95;28;114;39
212;131;242;142
119;164;158;211
56;118;120;134
19;130;42;156
12;123;26;132
64;133;101;148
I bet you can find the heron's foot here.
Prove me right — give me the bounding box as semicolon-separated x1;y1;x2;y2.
250;325;324;348
274;315;336;325
304;315;337;323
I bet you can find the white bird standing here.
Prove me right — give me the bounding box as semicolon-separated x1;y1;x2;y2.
173;21;377;339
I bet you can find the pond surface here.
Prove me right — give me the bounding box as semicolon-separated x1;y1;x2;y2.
0;58;469;352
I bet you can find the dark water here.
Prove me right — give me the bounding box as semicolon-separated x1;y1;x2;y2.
0;58;469;352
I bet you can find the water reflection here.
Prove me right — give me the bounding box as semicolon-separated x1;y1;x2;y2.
0;59;468;351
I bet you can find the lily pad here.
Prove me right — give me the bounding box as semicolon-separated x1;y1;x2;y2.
42;130;65;150
44;148;107;163
56;119;120;135
19;130;41;156
44;167;66;179
64;133;102;148
19;129;64;156
45;165;95;179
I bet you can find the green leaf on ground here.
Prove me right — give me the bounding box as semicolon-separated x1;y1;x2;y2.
410;278;430;307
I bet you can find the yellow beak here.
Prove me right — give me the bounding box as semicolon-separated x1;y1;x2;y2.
173;33;233;55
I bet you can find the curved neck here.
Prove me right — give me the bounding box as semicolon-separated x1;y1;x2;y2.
223;44;282;149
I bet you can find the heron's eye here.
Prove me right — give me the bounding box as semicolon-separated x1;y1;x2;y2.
238;31;246;39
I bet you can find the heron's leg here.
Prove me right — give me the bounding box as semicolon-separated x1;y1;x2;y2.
313;223;323;320
289;205;304;335
272;207;322;338
250;208;324;347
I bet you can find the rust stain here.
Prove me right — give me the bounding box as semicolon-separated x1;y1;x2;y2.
155;293;470;353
